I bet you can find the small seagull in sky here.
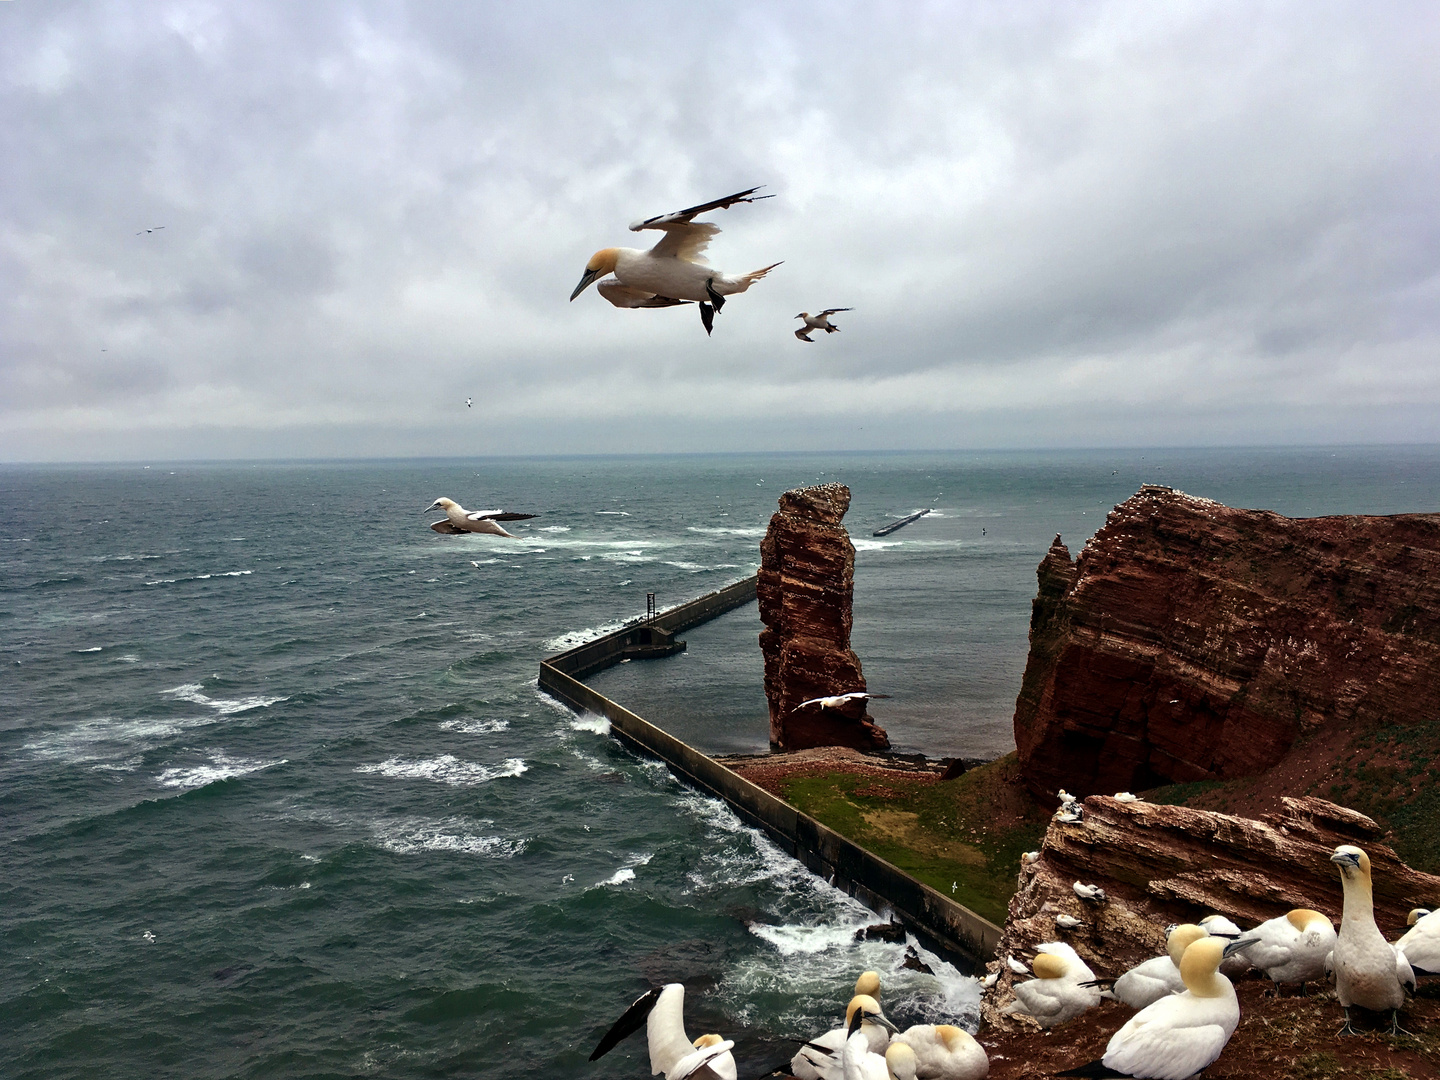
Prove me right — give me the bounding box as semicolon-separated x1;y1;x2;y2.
136;226;165;235
795;308;852;342
570;186;782;336
465;397;473;408
791;691;891;713
424;497;537;538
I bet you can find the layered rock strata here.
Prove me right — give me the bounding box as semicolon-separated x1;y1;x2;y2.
758;484;889;752
983;794;1440;1031
1013;486;1440;802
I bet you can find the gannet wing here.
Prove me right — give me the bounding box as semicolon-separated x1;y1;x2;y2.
430;520;465;534
1101;1018;1228;1080
596;279;694;308
465;511;536;522
589;986;663;1062
792;696;827;712
818;308;853;316
630;186;772;231
647;221;720;262
666;1041;735;1080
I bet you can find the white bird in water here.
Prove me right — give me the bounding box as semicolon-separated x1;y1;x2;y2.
142;930;156;944
424;497;536;538
890;1024;989;1080
1073;882;1107;904
791;692;891;713
1058;936;1255;1080
795;308;852;342
1001;942;1101;1028
1329;844;1415;1034
1395;907;1440;975
590;983;737;1080
570;186;782;336
1232;908;1336;995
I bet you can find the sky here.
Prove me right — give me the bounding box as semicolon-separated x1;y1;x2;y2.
3;1;1439;461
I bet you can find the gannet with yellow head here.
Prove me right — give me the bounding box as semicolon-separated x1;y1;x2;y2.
1395;907;1440;975
570;186;782;336
1000;942;1100;1028
423;497;535;538
1330;844;1416;1035
1232;908;1336;995
891;1023;988;1080
792;994;899;1080
1084;923;1210;1011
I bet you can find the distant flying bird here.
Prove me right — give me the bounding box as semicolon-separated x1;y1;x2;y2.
424;497;536;538
795;308;852;342
791;691;891;713
136;226;165;234
465;397;473;408
570;186;782;336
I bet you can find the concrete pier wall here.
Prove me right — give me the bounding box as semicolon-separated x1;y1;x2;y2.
537;575;1002;970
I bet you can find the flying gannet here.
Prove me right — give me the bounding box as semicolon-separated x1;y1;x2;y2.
1395;907;1440;975
570;186;782;336
792;994;899;1080
795;308;853;342
891;1024;988;1080
1232;908;1336;996
1001;942;1100;1028
1080;924;1209;1011
590;983;737;1080
1329;844;1416;1034
424;497;536;538
1057;936;1254;1080
791;692;891;713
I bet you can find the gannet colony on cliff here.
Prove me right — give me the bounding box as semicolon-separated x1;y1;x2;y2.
569;186;782;336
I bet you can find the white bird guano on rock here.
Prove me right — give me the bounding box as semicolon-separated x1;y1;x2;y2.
1058;936;1253;1080
1396;907;1440;975
1233;908;1337;995
589;983;736;1080
1329;844;1416;1035
570;187;782;336
424;498;536;538
1001;942;1101;1028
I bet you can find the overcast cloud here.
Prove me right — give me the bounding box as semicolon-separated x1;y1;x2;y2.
3;1;1438;460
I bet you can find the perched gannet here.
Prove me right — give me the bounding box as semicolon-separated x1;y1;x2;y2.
891;1024;988;1080
1395;907;1440;975
1006;955;1030;976
979;972;999;991
1001;942;1100;1028
795;308;853;342
885;1042;919;1080
1082;924;1209;1011
1058;937;1253;1080
1113;792;1140;803
792;692;891;713
570;186;782;336
1233;908;1336;995
424;497;536;538
792;994;899;1080
1197;914;1252;976
1330;844;1416;1034
1057;790;1077;806
1073;882;1107;904
841;1007;892;1080
590;983;737;1080
1056;914;1083;931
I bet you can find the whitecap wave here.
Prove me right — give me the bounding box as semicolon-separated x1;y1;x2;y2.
438;717;509;735
373;816;526;858
24;715;222;762
539;526;571;533
164;683;285;715
595;510;631;516
156;751;286;789
74;647;103;653
543;620;629;652
145;570;253;586
354;754;527;786
593;852;652;888
568;713;610;735
686;526;766;537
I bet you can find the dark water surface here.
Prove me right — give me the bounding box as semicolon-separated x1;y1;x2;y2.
4;448;1438;1078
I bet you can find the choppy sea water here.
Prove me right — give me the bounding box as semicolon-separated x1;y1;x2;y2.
3;448;1438;1079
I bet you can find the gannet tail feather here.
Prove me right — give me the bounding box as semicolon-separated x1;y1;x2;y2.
589;987;663;1061
740;261;783;287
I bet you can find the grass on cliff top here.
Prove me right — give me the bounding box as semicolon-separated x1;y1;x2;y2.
774;753;1047;925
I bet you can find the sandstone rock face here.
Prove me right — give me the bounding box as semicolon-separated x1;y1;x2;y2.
983;794;1440;1031
1013;486;1440;803
759;484;889;752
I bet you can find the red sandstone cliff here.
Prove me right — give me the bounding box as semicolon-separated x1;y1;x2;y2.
1012;486;1440;804
759;484;889;752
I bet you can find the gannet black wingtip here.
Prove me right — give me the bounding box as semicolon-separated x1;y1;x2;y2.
589;985;663;1061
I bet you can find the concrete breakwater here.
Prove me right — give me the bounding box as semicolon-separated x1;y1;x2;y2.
537;576;1002;969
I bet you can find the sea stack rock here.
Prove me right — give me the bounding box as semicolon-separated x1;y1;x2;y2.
1013;485;1440;803
758;483;889;752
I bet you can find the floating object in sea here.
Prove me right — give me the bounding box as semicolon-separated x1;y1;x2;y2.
142;930;156;944
1395;907;1440;975
424;497;537;538
1330;844;1415;1035
1058;936;1253;1080
795;308;852;341
1001;942;1100;1028
1073;881;1107;903
791;691;891;713
891;1023;988;1080
1232;908;1336;995
570;186;781;336
590;983;737;1080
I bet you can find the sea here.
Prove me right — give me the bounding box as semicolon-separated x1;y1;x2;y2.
4;446;1439;1079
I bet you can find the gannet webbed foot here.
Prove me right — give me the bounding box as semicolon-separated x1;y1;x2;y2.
699;302;715;335
1389;1009;1413;1037
1337;1008;1360;1037
705;277;725;310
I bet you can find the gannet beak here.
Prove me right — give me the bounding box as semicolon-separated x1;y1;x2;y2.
1330;850;1362;869
423;501;440;513
1224;936;1261;958
571;267;602;301
872;1014;900;1034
